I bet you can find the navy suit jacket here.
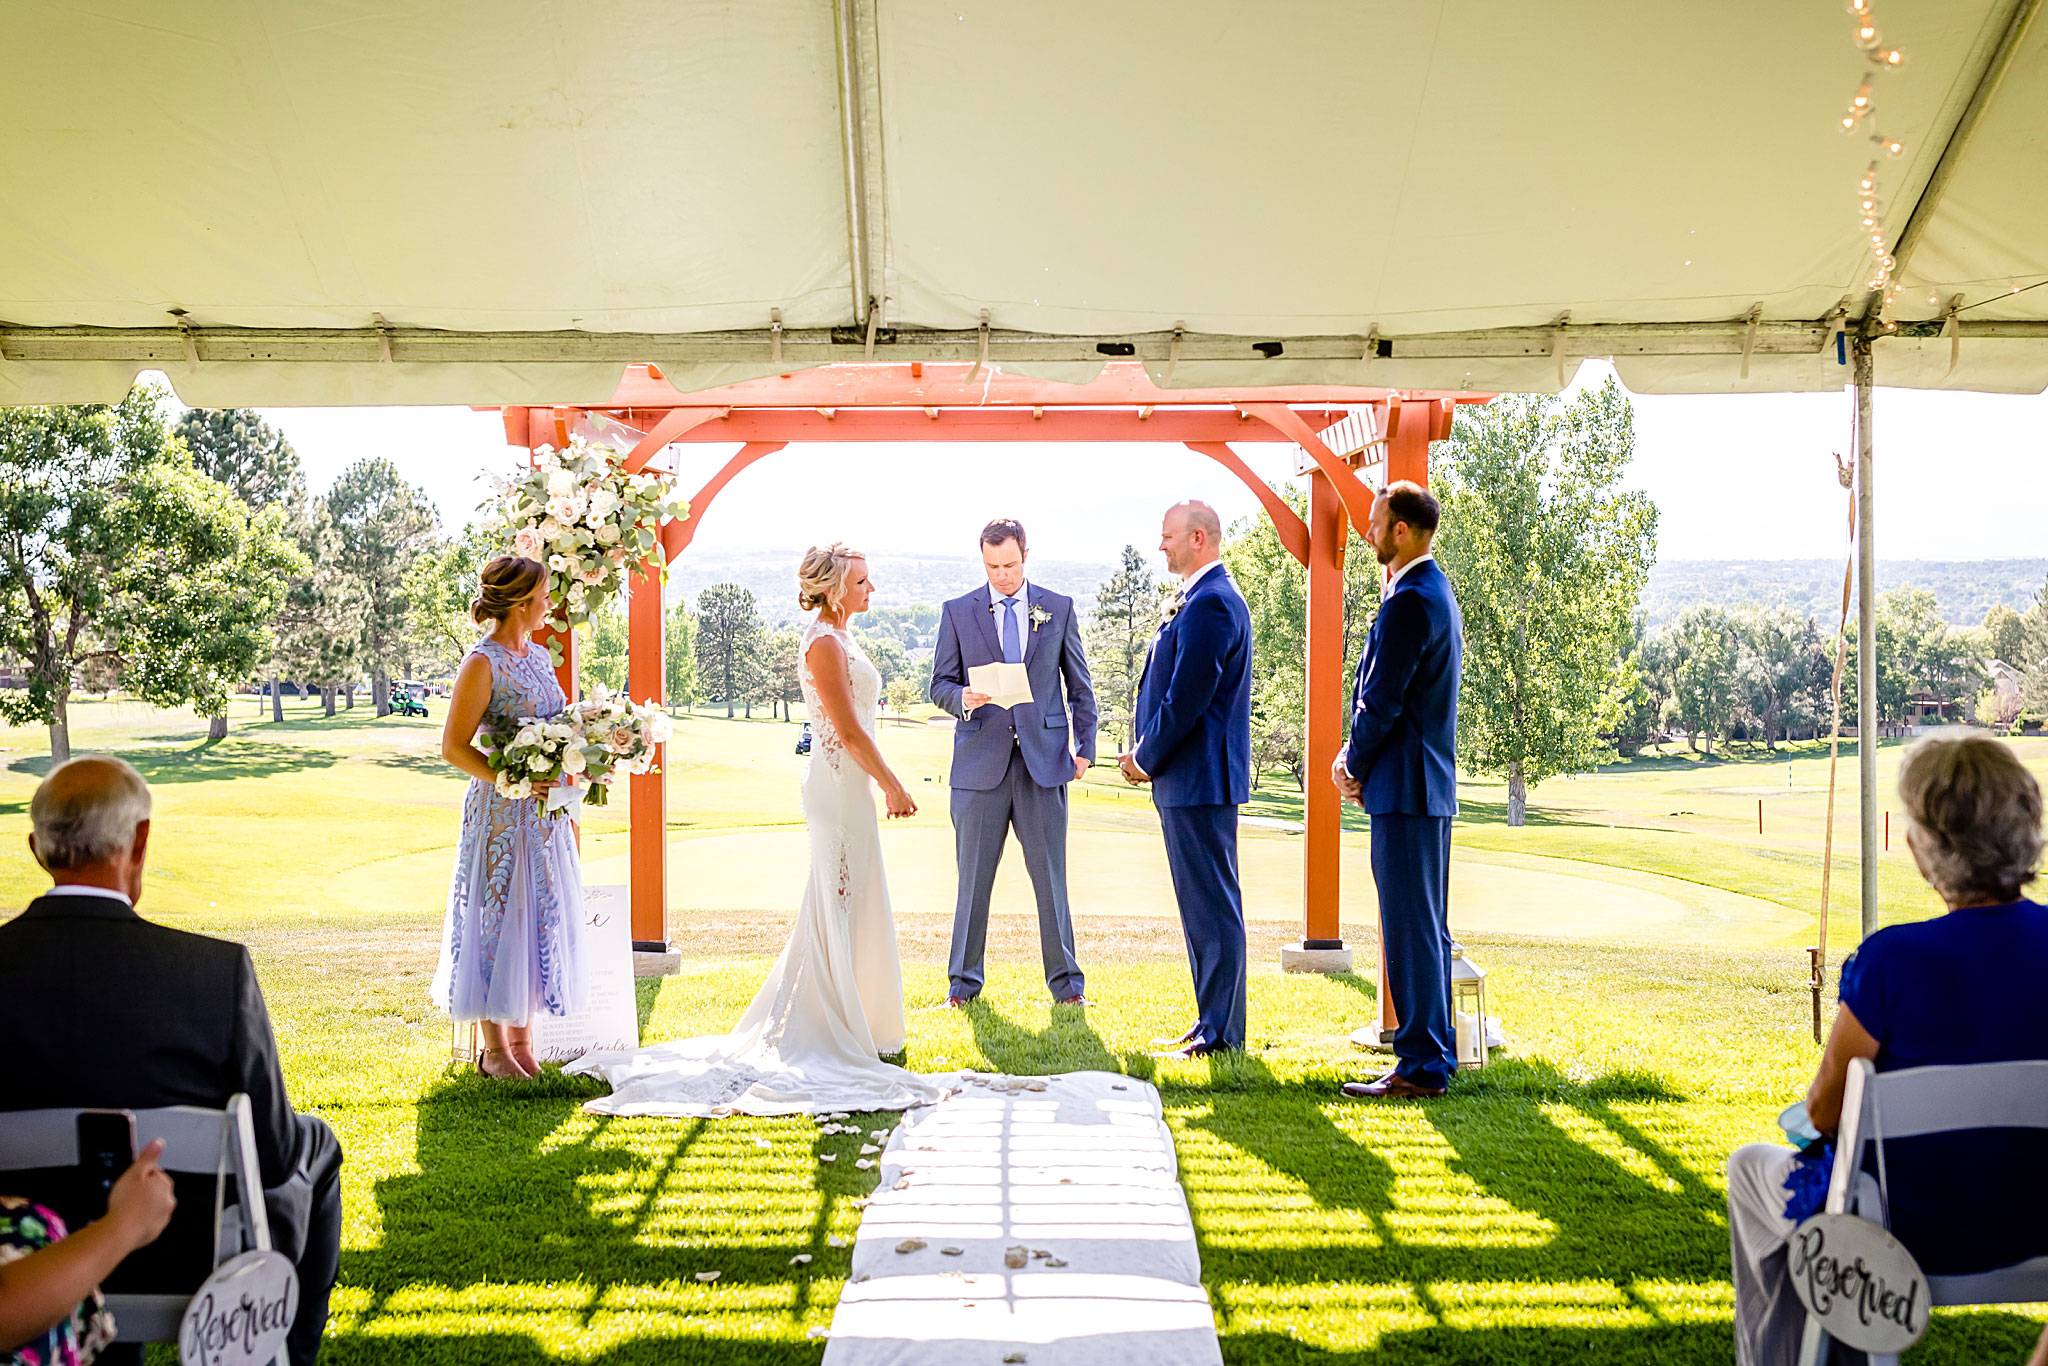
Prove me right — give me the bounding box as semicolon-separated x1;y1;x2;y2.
929;583;1098;790
1133;565;1252;808
1344;556;1462;816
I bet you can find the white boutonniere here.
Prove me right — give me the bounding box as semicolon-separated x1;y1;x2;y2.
1160;591;1186;627
1028;604;1053;633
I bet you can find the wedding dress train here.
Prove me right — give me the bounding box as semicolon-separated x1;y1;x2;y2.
567;621;948;1117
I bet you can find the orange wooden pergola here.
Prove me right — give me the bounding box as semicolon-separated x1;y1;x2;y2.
499;362;1489;1010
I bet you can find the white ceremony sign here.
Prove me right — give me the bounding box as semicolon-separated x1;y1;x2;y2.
178;1249;298;1366
1786;1212;1929;1354
532;883;639;1063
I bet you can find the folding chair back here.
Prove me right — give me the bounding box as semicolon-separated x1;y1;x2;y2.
1798;1058;2048;1366
0;1094;274;1345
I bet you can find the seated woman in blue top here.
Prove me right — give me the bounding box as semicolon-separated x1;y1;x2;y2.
1726;731;2047;1366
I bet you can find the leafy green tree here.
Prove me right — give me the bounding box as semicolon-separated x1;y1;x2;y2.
695;582;765;718
0;388;305;758
1434;381;1659;822
884;676;920;715
403;524;502;680
582;599;629;694
1603;617;1662;757
325;458;440;714
1845;588;1985;733
1667;606;1739;754
2018;574;2048;723
1982;603;2027;668
666;604;700;712
173;408;304;511
857;631;909;689
763;625;803;720
1087;546;1170;750
1732;606;1809;749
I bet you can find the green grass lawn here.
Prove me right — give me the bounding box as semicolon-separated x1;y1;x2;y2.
3;698;2044;1362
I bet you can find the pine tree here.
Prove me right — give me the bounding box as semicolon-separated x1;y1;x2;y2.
694;583;766;718
1086;546;1170;750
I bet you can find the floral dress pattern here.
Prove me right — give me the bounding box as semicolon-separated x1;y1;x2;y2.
431;637;587;1026
1;1195;116;1366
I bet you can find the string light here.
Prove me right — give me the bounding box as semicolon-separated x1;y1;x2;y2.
1840;1;1909;300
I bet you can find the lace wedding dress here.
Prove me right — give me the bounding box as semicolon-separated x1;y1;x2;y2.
567;621;949;1117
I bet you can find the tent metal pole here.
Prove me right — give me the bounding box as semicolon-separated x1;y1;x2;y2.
1853;341;1879;939
831;0;874;323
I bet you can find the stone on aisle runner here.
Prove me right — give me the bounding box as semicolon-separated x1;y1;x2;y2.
823;1070;1221;1366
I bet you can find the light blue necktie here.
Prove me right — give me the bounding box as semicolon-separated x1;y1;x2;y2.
1000;595;1023;664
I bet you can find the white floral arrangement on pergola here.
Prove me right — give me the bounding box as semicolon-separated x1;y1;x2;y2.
483;436;688;636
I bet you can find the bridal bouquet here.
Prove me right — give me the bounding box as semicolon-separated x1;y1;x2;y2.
482;688;672;812
480;435;689;634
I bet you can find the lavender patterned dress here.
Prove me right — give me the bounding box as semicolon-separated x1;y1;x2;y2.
431;637;587;1026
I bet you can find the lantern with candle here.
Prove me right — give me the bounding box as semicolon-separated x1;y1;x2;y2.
1451;943;1489;1069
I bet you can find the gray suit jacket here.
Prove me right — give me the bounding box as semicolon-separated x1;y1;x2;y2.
929;584;1098;790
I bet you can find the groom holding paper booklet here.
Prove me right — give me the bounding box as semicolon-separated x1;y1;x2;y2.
929;518;1098;1009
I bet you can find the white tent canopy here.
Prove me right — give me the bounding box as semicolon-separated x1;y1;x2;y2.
3;0;2045;407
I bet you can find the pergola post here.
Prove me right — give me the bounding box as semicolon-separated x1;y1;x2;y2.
1298;470;1350;966
1853;342;1879;939
626;554;668;951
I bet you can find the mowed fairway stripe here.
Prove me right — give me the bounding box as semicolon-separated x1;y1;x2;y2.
581;828;1803;946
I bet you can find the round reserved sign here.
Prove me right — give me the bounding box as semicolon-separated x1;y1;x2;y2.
1786;1213;1929;1353
179;1250;299;1366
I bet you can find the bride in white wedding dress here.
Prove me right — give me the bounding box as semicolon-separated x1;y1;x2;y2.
568;544;951;1117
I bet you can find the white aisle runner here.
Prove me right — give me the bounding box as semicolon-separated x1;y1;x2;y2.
824;1070;1222;1366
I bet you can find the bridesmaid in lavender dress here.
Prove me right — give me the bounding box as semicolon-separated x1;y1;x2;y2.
431;555;587;1078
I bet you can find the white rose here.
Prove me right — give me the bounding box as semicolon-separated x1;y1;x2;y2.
539;517;564;541
514;725;542;749
527;754;548;772
596;523;621;545
569;582;587;605
587;488;621;521
546;469;576;497
546;495;579;523
513;527;544;560
561;747;588;775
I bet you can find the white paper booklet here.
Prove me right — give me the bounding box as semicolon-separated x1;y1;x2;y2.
967;662;1033;709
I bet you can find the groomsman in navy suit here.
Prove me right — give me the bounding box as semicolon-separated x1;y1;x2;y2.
1334;480;1464;1099
1119;501;1253;1057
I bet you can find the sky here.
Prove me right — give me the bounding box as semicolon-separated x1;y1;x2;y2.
244;361;2048;569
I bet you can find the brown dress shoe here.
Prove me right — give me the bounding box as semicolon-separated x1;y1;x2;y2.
943;995;972;1009
1341;1073;1446;1099
1055;994;1093;1008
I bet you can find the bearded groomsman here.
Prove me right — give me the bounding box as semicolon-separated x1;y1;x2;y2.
1119;501;1253;1058
1334;480;1464;1100
930;518;1098;1008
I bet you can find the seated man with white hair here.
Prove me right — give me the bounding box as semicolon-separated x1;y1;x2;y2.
0;755;343;1366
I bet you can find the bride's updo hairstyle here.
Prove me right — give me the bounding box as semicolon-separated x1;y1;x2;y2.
797;542;865;614
471;555;547;625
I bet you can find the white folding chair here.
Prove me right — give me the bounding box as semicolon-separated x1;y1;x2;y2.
1798;1057;2048;1366
0;1093;286;1357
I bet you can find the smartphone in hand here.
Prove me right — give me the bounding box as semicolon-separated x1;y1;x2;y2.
76;1109;137;1219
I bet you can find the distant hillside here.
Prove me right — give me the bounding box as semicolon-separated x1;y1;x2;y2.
1643;559;2047;627
666;549;1123;624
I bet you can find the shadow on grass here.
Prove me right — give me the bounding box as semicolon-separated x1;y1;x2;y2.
367;752;456;775
1175;1051;1722;1305
956;997;1150;1078
9;738;344;783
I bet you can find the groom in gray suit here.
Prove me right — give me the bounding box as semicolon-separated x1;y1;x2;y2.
929;518;1098;1008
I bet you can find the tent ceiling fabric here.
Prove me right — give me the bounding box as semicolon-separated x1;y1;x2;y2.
3;0;2045;406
